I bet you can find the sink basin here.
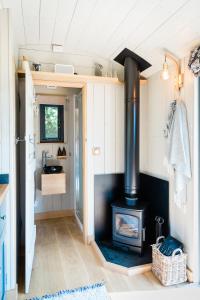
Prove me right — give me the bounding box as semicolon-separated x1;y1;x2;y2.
43;165;63;174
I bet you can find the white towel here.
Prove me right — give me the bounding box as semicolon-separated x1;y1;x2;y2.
168;101;191;208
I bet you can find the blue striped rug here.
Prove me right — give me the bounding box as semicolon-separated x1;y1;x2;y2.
28;282;109;300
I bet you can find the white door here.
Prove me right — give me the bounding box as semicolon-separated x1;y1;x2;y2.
23;61;36;293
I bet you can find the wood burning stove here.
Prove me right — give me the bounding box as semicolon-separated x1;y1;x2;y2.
112;49;151;253
112;202;146;254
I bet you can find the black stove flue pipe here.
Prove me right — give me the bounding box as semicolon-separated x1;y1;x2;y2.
114;49;151;206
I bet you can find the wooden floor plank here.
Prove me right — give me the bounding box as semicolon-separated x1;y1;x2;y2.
18;217;164;299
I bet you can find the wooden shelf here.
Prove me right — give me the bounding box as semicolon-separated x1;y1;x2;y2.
57;156;67;159
18;70;147;87
18;70;122;86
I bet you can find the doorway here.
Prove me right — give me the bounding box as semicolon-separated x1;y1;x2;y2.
17;77;85;293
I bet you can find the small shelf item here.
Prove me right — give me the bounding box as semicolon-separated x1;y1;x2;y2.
57;156;67;160
57;147;67;159
62;147;66;156
57;147;62;156
152;236;187;286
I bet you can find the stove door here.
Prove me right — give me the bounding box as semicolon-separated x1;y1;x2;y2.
112;207;144;248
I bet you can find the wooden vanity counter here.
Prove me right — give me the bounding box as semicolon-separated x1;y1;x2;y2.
41;173;66;196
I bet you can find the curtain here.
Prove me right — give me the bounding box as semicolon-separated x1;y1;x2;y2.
188;45;200;76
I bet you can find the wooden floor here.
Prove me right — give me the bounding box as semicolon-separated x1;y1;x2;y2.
18;216;165;299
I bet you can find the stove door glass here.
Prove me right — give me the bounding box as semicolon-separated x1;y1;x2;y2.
115;213;139;238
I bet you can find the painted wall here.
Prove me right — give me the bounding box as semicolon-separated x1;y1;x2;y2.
0;8;17;291
141;58;195;272
34;87;78;213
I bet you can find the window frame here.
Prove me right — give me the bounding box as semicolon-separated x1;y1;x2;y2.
40;104;64;143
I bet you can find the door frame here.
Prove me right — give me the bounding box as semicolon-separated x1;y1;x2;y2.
193;77;200;283
32;76;89;243
74;92;84;230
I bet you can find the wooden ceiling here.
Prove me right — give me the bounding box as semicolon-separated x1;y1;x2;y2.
2;0;200;77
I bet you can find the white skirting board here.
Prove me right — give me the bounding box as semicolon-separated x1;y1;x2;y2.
75;212;83;232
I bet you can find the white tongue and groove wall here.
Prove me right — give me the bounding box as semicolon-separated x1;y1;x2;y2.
141;58;196;279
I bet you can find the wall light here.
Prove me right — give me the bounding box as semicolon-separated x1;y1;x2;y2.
161;52;183;90
162;55;169;80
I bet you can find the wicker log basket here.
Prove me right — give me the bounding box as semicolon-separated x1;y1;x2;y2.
152;236;187;286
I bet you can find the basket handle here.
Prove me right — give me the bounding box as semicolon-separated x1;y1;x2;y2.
156;236;165;246
172;248;183;257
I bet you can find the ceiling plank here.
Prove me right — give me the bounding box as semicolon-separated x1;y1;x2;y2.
74;0;138;54
39;0;58;44
126;0;190;52
97;0;161;58
52;0;77;46
134;0;200;55
64;0;98;51
22;0;40;44
110;0;190;59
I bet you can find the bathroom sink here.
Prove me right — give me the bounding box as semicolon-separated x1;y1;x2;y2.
43;165;63;174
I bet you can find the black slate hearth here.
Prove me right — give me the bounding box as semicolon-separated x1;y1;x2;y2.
97;241;152;268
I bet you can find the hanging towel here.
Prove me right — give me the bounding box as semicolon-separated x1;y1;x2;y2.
168;101;191;208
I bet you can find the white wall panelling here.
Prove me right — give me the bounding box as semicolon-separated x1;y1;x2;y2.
0;9;10;174
142;58;196;276
105;84;116;174
92;83;148;175
115;85;125;174
93;84;105;174
0;8;17;291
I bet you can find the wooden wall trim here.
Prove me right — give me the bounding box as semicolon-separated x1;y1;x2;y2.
82;84;88;244
18;70;147;86
35;209;74;221
33;79;84;88
24;70;123;85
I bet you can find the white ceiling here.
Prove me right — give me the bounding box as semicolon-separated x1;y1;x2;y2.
2;0;200;77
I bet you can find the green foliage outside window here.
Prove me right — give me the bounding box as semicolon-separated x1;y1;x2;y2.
45;106;58;138
40;104;64;143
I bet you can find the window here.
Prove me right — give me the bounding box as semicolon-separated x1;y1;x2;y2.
40;104;64;143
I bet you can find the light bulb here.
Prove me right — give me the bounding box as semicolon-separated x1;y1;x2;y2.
162;61;169;80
